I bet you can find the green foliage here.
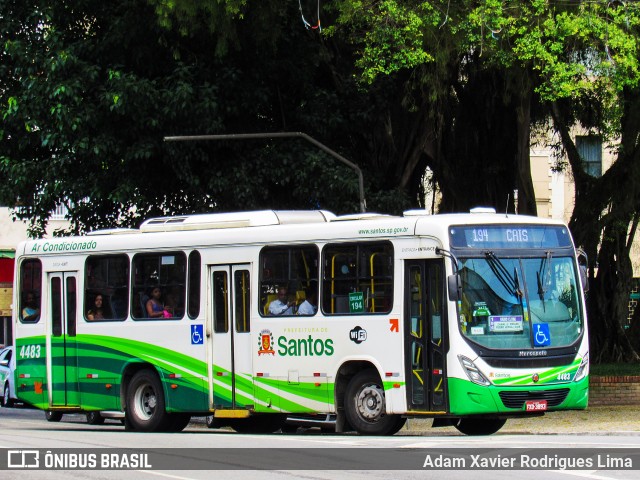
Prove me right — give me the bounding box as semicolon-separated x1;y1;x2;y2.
1;0;402;236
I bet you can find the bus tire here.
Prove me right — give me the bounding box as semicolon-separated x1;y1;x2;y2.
344;369;403;435
126;370;169;432
45;410;63;422
164;413;191;432
86;411;106;425
230;414;286;434
2;383;13;408
452;417;506;436
206;415;222;429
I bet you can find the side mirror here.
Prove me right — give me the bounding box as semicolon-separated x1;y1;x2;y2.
577;249;589;293
447;274;462;302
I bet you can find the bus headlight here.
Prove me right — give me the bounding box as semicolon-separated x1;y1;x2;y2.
574;352;589;382
458;355;491;386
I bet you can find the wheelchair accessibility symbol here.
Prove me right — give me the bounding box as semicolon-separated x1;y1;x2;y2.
191;324;204;345
533;323;551;347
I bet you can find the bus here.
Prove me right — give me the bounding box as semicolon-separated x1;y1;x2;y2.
12;208;589;435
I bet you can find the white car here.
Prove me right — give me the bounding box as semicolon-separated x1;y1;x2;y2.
0;346;17;408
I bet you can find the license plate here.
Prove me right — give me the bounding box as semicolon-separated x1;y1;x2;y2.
525;400;548;411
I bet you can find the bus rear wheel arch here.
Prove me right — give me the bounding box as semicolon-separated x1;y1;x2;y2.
344;369;406;435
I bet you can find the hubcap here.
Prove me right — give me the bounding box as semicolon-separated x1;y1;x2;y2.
134;384;157;421
356;383;385;422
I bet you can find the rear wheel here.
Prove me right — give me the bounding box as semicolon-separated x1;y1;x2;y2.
125;370;169;432
452;417;506;436
2;383;13;408
344;369;404;435
45;410;63;422
86;411;106;425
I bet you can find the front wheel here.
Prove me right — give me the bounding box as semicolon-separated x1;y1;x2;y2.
45;410;63;422
452;417;506;436
2;383;13;408
344;369;405;435
125;370;169;432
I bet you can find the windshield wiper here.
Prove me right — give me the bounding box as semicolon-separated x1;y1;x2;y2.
484;251;518;297
513;267;523;303
536;251;553;308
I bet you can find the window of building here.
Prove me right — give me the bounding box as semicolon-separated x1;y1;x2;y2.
85;255;130;321
132;252;186;320
19;259;42;323
259;245;319;316
322;242;394;315
576;135;602;177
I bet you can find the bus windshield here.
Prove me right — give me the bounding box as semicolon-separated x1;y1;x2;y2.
458;253;583;350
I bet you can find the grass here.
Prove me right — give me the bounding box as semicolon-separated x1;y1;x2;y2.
590;362;640;376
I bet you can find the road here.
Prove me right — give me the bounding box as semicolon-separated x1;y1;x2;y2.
1;406;639;480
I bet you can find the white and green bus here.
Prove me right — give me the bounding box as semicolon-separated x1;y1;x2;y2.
12;208;589;435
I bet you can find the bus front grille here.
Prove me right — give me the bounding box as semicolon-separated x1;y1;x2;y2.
498;388;570;409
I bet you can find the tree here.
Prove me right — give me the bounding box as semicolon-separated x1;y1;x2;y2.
327;1;640;362
4;0;640;361
1;0;395;237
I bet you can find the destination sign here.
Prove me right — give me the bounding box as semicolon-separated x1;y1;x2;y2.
449;225;572;249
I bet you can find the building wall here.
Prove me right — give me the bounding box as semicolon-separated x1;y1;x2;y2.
0;208;70;251
0;207;70;348
529;139;640;278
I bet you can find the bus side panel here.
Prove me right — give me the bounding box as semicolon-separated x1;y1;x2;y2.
14;336;47;409
75;334;209;413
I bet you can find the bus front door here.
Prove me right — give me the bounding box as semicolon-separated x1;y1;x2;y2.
404;260;448;413
208;264;253;412
48;272;80;407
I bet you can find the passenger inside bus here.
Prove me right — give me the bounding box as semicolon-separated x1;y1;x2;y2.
297;288;318;316
21;292;40;322
146;287;173;318
86;294;108;321
268;286;295;315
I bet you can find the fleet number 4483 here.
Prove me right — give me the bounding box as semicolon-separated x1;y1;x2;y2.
20;345;42;359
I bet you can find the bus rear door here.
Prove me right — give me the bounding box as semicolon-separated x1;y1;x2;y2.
208;264;253;413
48;272;80;407
404;260;448;413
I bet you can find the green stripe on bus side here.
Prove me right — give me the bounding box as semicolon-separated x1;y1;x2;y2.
16;334;338;413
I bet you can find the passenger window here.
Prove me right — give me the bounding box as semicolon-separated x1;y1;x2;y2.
259;245;319;316
85;255;129;321
19;259;42;323
187;251;201;319
132;252;186;320
322;242;393;315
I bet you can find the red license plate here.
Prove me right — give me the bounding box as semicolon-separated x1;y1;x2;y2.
525;400;548;411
